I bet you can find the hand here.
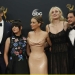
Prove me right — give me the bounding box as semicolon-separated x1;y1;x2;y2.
49;47;51;51
6;63;8;67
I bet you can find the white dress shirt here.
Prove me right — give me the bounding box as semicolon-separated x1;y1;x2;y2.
0;20;4;43
69;29;75;46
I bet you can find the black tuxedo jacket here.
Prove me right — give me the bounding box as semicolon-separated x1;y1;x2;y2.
0;21;12;57
67;27;75;49
66;26;75;57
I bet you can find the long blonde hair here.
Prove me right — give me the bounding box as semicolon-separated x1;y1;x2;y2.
49;6;64;23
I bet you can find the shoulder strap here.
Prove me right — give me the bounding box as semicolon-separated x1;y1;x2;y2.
48;24;50;32
63;21;67;31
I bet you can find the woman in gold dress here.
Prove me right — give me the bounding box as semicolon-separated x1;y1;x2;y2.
27;16;51;74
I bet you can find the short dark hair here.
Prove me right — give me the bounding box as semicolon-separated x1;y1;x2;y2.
67;10;75;16
12;20;22;29
0;8;3;13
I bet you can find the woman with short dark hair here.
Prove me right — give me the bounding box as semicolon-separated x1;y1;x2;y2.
4;20;29;74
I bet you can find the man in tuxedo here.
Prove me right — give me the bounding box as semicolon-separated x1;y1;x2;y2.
67;10;75;73
0;8;12;73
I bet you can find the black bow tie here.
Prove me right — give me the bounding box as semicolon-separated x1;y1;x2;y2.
0;23;2;26
70;26;75;30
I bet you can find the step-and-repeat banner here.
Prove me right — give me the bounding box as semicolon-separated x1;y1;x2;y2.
0;0;75;36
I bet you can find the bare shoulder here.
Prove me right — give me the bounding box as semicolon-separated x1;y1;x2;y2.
63;21;68;30
28;31;33;34
46;24;49;32
46;24;49;29
46;24;52;27
42;31;48;36
7;37;10;41
49;23;52;27
61;21;67;24
28;31;34;36
6;37;10;44
64;21;68;25
46;24;51;32
42;31;49;39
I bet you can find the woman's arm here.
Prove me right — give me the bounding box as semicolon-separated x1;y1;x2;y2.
46;24;50;33
4;37;10;66
45;25;52;47
63;21;68;31
27;43;31;56
46;32;52;46
26;32;31;56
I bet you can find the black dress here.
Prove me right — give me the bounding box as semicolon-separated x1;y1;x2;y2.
49;28;68;74
7;35;29;74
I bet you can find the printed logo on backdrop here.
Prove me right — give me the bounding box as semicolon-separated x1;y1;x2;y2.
32;9;42;16
66;4;74;10
0;6;18;23
64;4;75;21
0;6;7;19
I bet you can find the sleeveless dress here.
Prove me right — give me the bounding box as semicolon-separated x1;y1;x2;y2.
48;26;69;74
28;38;48;74
7;35;29;74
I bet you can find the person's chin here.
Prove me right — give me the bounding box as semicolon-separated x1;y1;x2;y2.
31;28;35;30
13;32;18;34
69;22;75;25
53;17;58;20
68;22;72;24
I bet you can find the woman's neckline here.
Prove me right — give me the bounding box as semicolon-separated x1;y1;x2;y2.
13;34;22;38
49;29;64;35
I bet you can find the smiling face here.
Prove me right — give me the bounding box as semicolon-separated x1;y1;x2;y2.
67;13;75;25
51;8;61;20
12;21;22;34
30;18;40;30
12;26;21;34
49;7;64;22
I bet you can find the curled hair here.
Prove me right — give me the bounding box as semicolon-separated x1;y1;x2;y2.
32;16;44;25
49;6;64;23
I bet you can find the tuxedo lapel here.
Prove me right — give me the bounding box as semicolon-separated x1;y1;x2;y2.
67;26;75;46
69;29;75;46
1;21;7;44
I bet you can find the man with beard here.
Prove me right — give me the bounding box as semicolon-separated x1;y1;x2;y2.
67;10;75;73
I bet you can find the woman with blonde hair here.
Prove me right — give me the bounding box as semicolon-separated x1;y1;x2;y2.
46;6;69;74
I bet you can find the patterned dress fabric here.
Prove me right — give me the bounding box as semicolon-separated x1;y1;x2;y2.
7;35;29;74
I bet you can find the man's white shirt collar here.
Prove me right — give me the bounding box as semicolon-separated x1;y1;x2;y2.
0;20;4;43
0;20;4;26
69;29;75;46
